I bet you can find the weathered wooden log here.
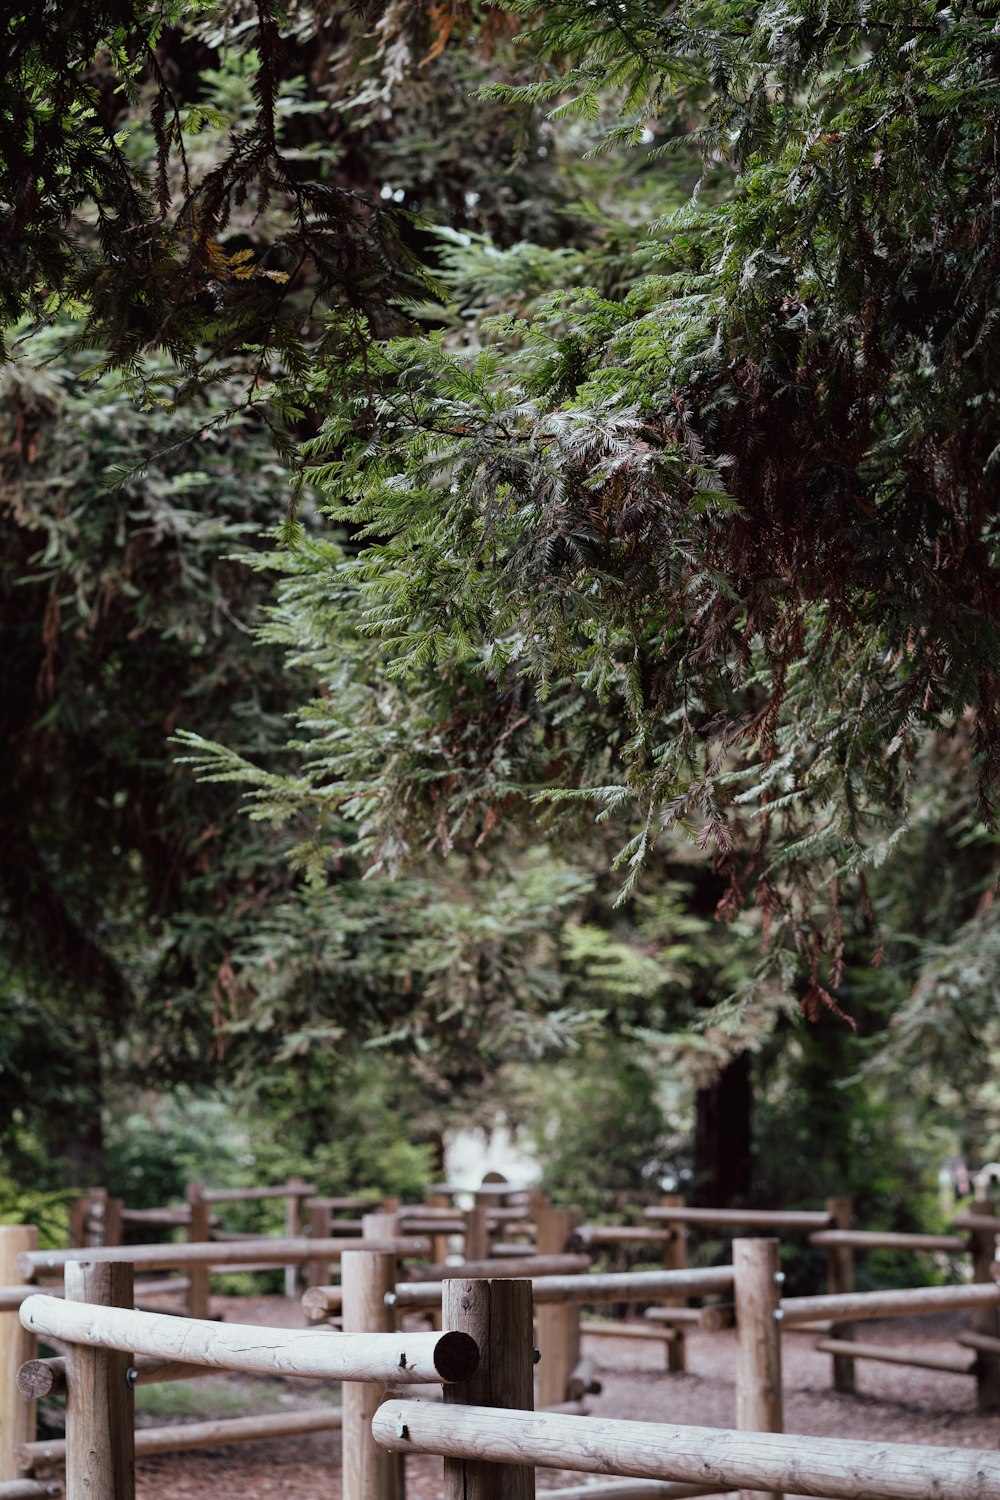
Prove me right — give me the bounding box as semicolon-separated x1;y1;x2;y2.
953;1213;1000;1232
2;1226;38;1486
19;1297;478;1384
398;1219;467;1235
566;1353;601;1400
64;1261;135;1500
17;1236;430;1281
185;1185;211;1321
199;1184;317;1203
372;1400;1000;1500
644;1208;833;1231
306;1205;333;1290
300;1286;344;1323
464;1208;491;1263
809;1230;968;1252
131;1279;191;1299
21;1408;343;1470
118;1209;192;1227
390;1267;735;1312
777;1282;1000;1327
0;1291;38;1316
442;1278;534;1500
959;1330;1000;1357
341;1251;401;1500
16;1361;66;1399
642;1309;704;1327
544;1485;725;1500
969;1193;1000;1412
581;1323;679;1343
408;1255;589;1285
824;1197;855;1396
284;1177;306;1300
304;1197;377;1212
734;1240;783;1500
208;1230;273;1242
659;1195;688;1374
813;1340;975;1375
574;1228;678;1248
699;1305;735;1333
0;1480;62;1498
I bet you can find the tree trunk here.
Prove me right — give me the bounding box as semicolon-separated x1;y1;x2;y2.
693;1050;752;1206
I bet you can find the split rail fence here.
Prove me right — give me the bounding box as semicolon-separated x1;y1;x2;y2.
8;1258;1000;1500
5;1178;1000;1494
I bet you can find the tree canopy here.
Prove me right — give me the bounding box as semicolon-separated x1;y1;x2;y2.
4;0;1000;1195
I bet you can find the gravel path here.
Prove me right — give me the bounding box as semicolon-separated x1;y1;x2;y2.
108;1297;999;1499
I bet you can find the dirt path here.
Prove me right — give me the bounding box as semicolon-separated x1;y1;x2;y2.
75;1297;997;1498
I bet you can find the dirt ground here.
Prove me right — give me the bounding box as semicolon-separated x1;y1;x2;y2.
49;1294;999;1499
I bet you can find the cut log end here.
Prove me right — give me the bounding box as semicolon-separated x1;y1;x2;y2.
16;1359;67;1399
432;1329;481;1383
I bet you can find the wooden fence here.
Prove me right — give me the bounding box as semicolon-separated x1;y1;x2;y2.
10;1262;1000;1500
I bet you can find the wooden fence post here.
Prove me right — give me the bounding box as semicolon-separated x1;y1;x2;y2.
283;1177;305;1299
64;1260;135;1500
87;1189;109;1247
969;1192;1000;1411
427;1192;452;1331
465;1207;491;1263
660;1194;687;1373
185;1183;211;1320
734;1238;783;1500
535;1208;579;1408
104;1199;124;1250
825;1196;855;1394
341;1250;401;1500
442;1278;534;1500
1;1226;37;1483
306;1204;332;1290
68;1198;88;1250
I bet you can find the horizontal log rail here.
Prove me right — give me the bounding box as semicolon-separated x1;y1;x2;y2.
778;1282;1000;1327
0;1481;62;1499
20;1408;342;1471
812;1339;975;1375
403;1253;589;1285
305;1197;378;1212
958;1330;1000;1358
119;1208;195;1226
582;1322;679;1343
642;1308;712;1327
575;1227;679;1247
953;1214;1000;1233
643;1207;834;1231
387;1267;735;1311
19;1297;478;1384
1;1281;188;1314
809;1230;969;1253
199;1185;318;1204
372;1399;1000;1500
302;1253;590;1322
16;1352;229;1397
424;1184;531;1199
545;1484;726;1499
16;1236;429;1281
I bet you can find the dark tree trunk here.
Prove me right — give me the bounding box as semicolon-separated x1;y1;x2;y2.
692;1050;752;1206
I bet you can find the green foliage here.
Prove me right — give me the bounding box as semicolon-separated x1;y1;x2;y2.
103;1094;254;1211
517;1040;683;1219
